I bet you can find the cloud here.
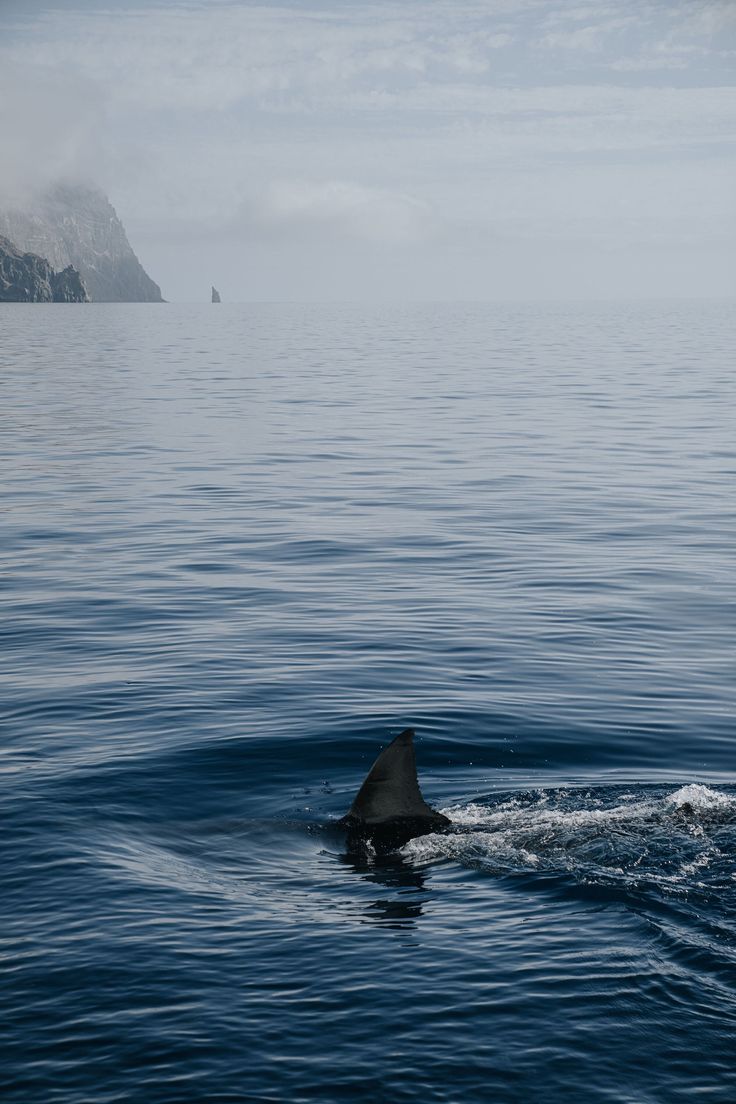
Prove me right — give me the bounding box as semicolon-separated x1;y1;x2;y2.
1;0;733;299
250;179;434;243
608;54;690;72
674;0;736;39
538;24;609;51
0;58;107;206
3;3;526;115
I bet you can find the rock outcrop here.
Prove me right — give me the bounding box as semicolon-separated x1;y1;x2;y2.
0;183;163;302
51;264;90;303
0;235;89;302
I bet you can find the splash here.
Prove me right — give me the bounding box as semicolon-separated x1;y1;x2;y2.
666;784;733;811
403;784;736;898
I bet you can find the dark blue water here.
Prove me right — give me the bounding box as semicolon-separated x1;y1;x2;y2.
2;300;735;1103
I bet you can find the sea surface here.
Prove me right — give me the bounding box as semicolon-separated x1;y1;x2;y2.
1;300;735;1103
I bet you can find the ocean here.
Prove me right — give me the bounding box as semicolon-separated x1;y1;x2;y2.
2;300;735;1102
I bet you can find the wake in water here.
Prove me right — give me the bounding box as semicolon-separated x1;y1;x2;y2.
404;783;736;902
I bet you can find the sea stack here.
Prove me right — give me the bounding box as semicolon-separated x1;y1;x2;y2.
211;286;221;303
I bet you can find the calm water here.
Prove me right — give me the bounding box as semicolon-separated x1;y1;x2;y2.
1;301;735;1103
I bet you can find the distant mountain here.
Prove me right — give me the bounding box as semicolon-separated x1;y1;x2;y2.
0;183;163;302
0;235;89;302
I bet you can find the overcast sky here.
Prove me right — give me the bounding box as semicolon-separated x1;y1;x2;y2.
1;0;734;301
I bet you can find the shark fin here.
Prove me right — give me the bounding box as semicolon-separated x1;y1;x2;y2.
339;729;449;846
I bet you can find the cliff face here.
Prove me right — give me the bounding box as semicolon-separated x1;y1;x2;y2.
0;183;163;303
0;235;89;302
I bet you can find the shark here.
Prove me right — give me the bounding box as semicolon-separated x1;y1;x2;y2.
338;728;450;851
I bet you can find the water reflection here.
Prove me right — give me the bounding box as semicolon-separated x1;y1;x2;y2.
338;850;429;928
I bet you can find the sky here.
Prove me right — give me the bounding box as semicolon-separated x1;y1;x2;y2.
0;0;734;301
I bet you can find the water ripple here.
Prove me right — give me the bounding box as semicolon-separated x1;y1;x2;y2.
2;301;735;1103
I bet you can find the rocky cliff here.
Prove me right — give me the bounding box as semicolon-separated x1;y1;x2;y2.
0;235;89;302
0;183;163;302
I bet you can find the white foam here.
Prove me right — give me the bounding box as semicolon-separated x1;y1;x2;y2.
440;784;734;835
678;852;714;876
404;829;542;869
403;783;735;887
666;784;733;811
439;794;658;833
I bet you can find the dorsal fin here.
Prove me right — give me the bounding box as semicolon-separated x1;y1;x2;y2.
344;729;443;825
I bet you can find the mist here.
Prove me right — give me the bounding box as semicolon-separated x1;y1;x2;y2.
1;0;734;300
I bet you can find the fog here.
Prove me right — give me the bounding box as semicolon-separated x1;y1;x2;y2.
1;0;734;300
